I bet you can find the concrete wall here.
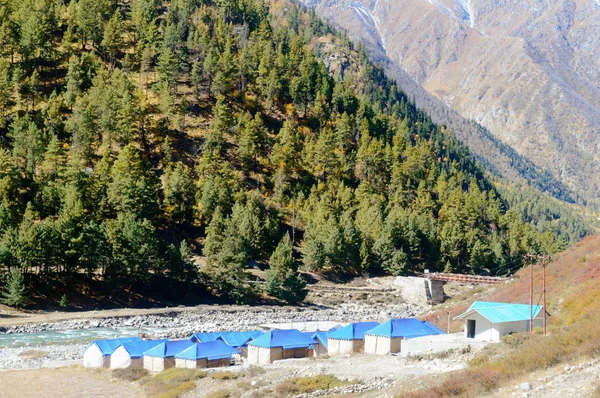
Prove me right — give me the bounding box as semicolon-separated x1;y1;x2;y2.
401;333;488;354
393;276;445;305
364;335;402;355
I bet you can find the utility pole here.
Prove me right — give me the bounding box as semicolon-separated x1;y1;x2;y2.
526;254;551;336
529;257;533;334
542;256;547;336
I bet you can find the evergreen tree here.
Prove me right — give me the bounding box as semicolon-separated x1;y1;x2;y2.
1;269;29;308
107;145;159;219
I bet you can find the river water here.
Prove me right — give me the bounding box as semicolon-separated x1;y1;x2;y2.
0;327;170;348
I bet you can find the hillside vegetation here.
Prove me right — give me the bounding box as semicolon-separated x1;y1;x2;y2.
415;235;600;397
0;0;564;305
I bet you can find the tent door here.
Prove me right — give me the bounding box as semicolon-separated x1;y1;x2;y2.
467;320;476;338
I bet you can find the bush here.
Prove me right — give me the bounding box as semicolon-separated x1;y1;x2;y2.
59;294;69;309
209;371;239;380
206;391;230;398
112;367;149;381
276;375;357;395
140;368;207;398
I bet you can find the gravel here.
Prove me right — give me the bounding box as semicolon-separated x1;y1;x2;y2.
0;302;420;370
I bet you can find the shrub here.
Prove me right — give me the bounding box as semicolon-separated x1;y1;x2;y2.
207;391;230;398
141;368;207;398
59;294;69;308
245;365;266;377
209;371;239;380
276;375;357;395
112;367;149;381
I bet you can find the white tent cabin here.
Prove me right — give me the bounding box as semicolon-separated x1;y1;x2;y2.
110;340;167;369
83;337;141;368
326;322;379;356
364;319;445;355
246;330;319;365
143;340;195;372
455;301;543;342
175;340;239;370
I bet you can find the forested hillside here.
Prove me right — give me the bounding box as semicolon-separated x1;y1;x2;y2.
0;0;564;304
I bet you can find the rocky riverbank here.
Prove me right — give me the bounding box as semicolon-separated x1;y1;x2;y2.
0;302;420;369
0;302;419;337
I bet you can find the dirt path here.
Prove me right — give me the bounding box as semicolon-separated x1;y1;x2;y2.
0;367;137;398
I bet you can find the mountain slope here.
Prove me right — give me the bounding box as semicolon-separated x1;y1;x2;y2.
299;0;600;202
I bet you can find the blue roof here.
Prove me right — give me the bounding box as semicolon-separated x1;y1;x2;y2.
119;340;168;358
328;322;379;340
248;330;318;349
365;318;446;339
216;331;263;348
457;301;543;323
144;340;196;358
312;331;329;348
189;332;223;343
86;337;142;356
176;340;239;361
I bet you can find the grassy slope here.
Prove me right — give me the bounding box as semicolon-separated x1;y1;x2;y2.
413;235;600;397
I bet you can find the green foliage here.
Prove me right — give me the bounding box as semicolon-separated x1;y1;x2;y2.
276;375;357;395
0;0;588;306
265;233;308;304
59;294;69;308
1;268;29;308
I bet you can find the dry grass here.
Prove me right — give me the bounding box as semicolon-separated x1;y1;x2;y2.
408;236;600;397
140;368;207;398
18;350;48;359
275;375;357;395
206;391;231;398
209;371;239;380
112;367;149;381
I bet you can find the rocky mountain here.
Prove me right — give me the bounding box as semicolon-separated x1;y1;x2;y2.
299;0;600;202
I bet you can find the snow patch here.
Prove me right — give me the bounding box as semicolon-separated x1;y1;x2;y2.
455;0;475;27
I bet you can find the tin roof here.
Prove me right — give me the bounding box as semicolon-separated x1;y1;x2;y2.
456;301;543;323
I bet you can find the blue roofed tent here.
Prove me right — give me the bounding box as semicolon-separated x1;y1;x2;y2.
188;332;223;343
327;322;380;356
110;339;168;369
216;330;263;348
247;330;318;365
83;337;142;368
364;319;446;355
216;330;263;358
143;340;196;372
175;340;239;370
455;301;543;341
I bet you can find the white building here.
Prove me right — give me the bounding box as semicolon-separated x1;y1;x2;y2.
455;301;544;342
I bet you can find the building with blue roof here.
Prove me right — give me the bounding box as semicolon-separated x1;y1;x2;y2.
364;318;446;355
188;332;223;343
143;340;196;372
110;339;168;369
455;301;543;341
247;329;319;365
327;322;379;356
83;337;142;368
175;340;239;370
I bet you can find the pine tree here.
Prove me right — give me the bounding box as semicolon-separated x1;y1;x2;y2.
107;144;159;219
1;269;29;308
